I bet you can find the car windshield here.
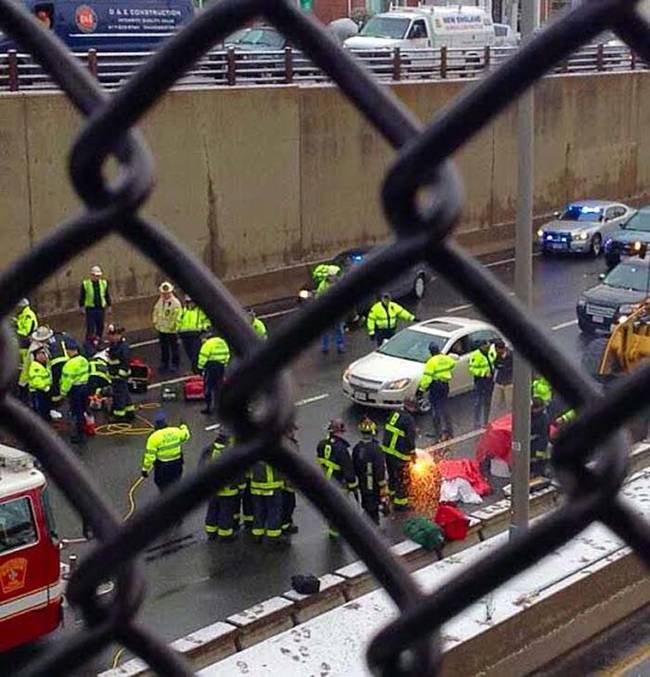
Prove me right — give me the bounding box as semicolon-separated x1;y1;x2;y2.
604;262;650;291
234;28;284;48
378;329;447;363
360;17;410;39
559;205;603;222
622;209;650;232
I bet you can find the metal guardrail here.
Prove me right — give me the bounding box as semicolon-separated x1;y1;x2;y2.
0;42;646;91
0;1;649;677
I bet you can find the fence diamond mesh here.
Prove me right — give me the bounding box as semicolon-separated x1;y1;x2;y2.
0;0;649;675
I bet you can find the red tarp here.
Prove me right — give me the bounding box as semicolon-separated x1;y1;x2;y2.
439;458;492;497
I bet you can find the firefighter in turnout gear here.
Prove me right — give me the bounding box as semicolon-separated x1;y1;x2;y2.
352;417;387;524
106;324;134;422
59;339;89;444
142;411;189;491
250;460;286;545
530;398;550;478
87;350;111;397
202;428;242;542
381;399;418;510
281;423;299;535
418;342;456;440
197;333;231;415
316;419;358;537
366;293;416;347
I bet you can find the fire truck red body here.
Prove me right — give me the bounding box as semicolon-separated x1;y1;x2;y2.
0;444;62;652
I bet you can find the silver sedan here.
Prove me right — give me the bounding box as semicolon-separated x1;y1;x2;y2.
537;200;634;257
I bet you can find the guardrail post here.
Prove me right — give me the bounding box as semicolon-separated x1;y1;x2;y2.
284;46;293;84
392;47;401;81
87;49;98;79
484;45;491;72
596;43;604;71
226;47;236;86
631;50;637;70
8;49;18;91
440;45;447;79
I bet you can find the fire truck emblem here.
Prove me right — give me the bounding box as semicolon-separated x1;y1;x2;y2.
0;558;27;594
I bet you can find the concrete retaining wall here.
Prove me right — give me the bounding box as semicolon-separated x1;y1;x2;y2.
2;72;650;328
98;442;650;676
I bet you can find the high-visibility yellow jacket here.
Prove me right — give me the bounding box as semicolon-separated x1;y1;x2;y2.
152;295;182;333
142;424;190;473
177;306;211;333
251;317;267;339
532;377;552;404
419;353;456;389
15;306;38;340
468;346;496;378
366;301;414;335
80;278;110;308
60;355;90;397
28;361;52;393
197;337;230;370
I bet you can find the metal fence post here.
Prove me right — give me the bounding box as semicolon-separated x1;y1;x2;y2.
440;45;447;79
8;49;18;91
87;49;98;79
596;43;604;71
392;47;401;81
226;46;236;86
284;46;293;84
484;45;491;71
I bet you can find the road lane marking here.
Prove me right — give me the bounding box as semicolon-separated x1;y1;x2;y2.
422;427;485;451
483;251;541;269
551;319;579;331
131;338;159;348
204;393;330;430
148;375;191;390
445;303;473;313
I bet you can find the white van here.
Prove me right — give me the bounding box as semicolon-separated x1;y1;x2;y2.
344;5;495;51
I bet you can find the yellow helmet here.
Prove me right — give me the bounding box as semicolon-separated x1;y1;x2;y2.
358;417;377;435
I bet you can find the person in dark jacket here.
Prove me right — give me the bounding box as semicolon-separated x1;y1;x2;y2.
490;340;513;417
381;399;418;511
106;324;134;422
530;397;550;478
316;418;358;538
352;417;387;524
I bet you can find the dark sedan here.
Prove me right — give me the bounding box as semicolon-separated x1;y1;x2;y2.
298;246;430;324
576;256;650;333
604;205;650;268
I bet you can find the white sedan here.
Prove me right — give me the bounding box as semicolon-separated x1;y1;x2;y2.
342;317;505;412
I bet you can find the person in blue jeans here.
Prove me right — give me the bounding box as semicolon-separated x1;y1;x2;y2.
316;274;345;355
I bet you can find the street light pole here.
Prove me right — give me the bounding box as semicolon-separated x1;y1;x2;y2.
509;0;538;540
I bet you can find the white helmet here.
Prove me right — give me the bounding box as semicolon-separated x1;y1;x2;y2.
90;265;103;276
18;298;29;308
159;281;174;294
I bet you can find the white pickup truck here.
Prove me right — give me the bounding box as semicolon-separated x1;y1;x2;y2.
344;5;495;51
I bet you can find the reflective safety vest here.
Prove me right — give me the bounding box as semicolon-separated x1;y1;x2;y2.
88;357;111;385
556;408;576;425
316;435;358;490
419;353;456;389
210;442;242;496
197;337;230;369
312;263;341;286
250;461;283;496
468;347;496;378
15;306;38;340
381;411;416;461
60;355;90;397
352;439;386;494
28;360;51;393
142;424;190;473
366;301;414;334
81;278;109;308
532;377;552;404
251;317;267;339
177;306;211;333
315;277;334;298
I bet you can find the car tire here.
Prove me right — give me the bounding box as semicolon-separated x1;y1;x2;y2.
412;273;426;300
578;317;595;335
590;234;602;257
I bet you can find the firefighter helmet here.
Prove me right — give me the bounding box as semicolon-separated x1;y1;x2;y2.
327;418;346;435
358;417;376;435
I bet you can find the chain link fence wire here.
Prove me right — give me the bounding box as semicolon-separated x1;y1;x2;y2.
0;0;649;674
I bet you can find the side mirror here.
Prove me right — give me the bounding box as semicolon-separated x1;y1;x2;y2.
448;352;460;360
599;273;606;281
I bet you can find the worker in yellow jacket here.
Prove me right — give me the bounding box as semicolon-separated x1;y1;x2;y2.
367;293;416;346
142;411;190;492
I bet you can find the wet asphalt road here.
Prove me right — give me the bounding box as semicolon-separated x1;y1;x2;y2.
2;248;612;674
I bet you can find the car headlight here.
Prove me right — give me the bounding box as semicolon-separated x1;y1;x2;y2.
298;289;312;300
574;232;589;241
618;303;637;315
384;378;411;391
632;241;643;252
537;228;544;238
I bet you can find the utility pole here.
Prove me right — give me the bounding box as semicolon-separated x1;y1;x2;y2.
509;0;538;540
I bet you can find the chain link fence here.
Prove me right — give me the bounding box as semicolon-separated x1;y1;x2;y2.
0;0;649;675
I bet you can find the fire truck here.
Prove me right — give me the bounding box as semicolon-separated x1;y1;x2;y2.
0;444;63;652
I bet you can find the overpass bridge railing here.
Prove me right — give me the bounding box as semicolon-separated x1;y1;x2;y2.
0;42;646;91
